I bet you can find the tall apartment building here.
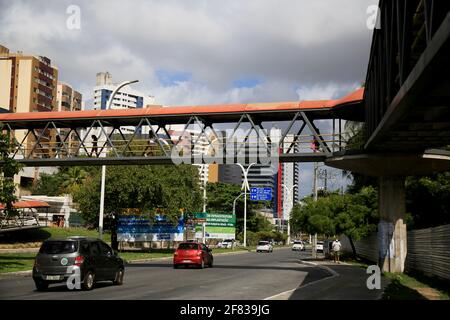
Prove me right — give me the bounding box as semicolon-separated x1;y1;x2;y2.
56;83;82;155
93;72;155;110
0;46;58;113
57;83;82;112
0;45;60;195
0;45;58;155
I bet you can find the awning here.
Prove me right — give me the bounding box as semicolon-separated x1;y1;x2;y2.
0;200;50;210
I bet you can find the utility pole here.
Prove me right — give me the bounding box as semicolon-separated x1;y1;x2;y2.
98;79;139;240
312;162;318;259
283;184;297;245
202;165;207;244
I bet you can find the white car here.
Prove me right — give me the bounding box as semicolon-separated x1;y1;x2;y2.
316;241;324;253
217;239;234;249
256;241;273;253
291;240;305;251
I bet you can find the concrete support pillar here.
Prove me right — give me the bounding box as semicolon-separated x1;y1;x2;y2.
377;176;407;273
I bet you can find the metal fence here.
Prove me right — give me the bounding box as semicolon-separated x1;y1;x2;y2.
341;224;450;281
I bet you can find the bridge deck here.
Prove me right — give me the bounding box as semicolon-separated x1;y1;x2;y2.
0;89;364;129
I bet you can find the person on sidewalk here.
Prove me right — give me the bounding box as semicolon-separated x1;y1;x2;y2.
332;238;342;263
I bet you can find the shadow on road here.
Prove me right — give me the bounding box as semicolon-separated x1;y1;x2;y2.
33;281;117;293
126;262;332;274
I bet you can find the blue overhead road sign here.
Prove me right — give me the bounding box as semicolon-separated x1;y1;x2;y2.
250;187;272;201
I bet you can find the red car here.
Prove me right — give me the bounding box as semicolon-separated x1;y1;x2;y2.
173;242;213;269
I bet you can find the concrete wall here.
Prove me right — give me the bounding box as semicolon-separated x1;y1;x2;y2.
341;224;450;281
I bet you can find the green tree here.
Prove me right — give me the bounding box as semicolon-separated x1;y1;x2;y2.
0;126;22;217
60;167;88;194
290;187;378;257
405;172;450;229
73;165;202;226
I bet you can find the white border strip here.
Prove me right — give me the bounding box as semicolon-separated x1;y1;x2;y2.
264;259;340;300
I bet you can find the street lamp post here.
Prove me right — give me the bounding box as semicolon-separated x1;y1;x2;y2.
202;165;207;244
236;163;256;247
233;192;245;248
98;80;139;240
283;184;297;245
233;192;245;216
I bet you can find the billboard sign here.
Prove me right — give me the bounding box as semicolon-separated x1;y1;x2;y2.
117;214;184;242
194;212;236;239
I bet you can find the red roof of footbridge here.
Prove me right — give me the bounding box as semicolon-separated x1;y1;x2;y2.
0;88;364;128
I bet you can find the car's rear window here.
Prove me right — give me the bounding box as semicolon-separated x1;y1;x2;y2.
177;243;200;250
294;241;302;244
39;241;78;254
258;241;269;245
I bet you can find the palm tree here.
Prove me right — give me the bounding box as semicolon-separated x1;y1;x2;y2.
60;167;88;194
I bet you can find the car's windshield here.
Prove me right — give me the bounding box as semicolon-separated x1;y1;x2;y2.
294;241;302;244
177;243;199;250
258;241;269;245
39;241;78;254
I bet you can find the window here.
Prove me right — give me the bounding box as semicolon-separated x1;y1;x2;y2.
90;242;101;255
100;242;113;256
39;241;78;254
80;241;90;255
177;243;200;250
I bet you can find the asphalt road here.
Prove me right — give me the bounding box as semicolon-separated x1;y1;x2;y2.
0;248;331;300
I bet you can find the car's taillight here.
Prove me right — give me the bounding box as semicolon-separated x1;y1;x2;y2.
75;256;85;266
174;252;179;256
197;251;202;256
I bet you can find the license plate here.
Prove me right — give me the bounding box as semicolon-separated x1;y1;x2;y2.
45;275;61;280
182;260;192;263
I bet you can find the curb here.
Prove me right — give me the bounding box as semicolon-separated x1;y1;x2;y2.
0;270;32;279
299;259;340;278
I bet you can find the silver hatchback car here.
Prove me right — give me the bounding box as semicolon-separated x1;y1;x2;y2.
33;236;125;291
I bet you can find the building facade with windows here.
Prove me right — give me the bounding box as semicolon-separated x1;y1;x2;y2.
56;82;83;155
93;72;155;110
0;45;59;156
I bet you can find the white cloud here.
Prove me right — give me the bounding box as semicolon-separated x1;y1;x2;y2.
0;0;375;104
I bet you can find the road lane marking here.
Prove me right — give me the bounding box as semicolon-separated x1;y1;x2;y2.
264;259;340;300
264;288;297;300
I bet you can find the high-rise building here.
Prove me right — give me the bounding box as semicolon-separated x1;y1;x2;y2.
56;82;82;112
93;72;155;110
56;83;82;155
0;45;60;195
0;46;58;113
0;45;58;155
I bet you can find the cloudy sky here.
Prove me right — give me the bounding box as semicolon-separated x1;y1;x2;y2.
0;0;377;197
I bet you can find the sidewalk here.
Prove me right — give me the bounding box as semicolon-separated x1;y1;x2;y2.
287;258;390;300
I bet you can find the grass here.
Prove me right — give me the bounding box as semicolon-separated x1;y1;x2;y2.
0;227;111;248
0;253;36;274
382;272;450;300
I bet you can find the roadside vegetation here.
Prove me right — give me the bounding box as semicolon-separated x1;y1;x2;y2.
383;272;450;300
290;186;378;258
